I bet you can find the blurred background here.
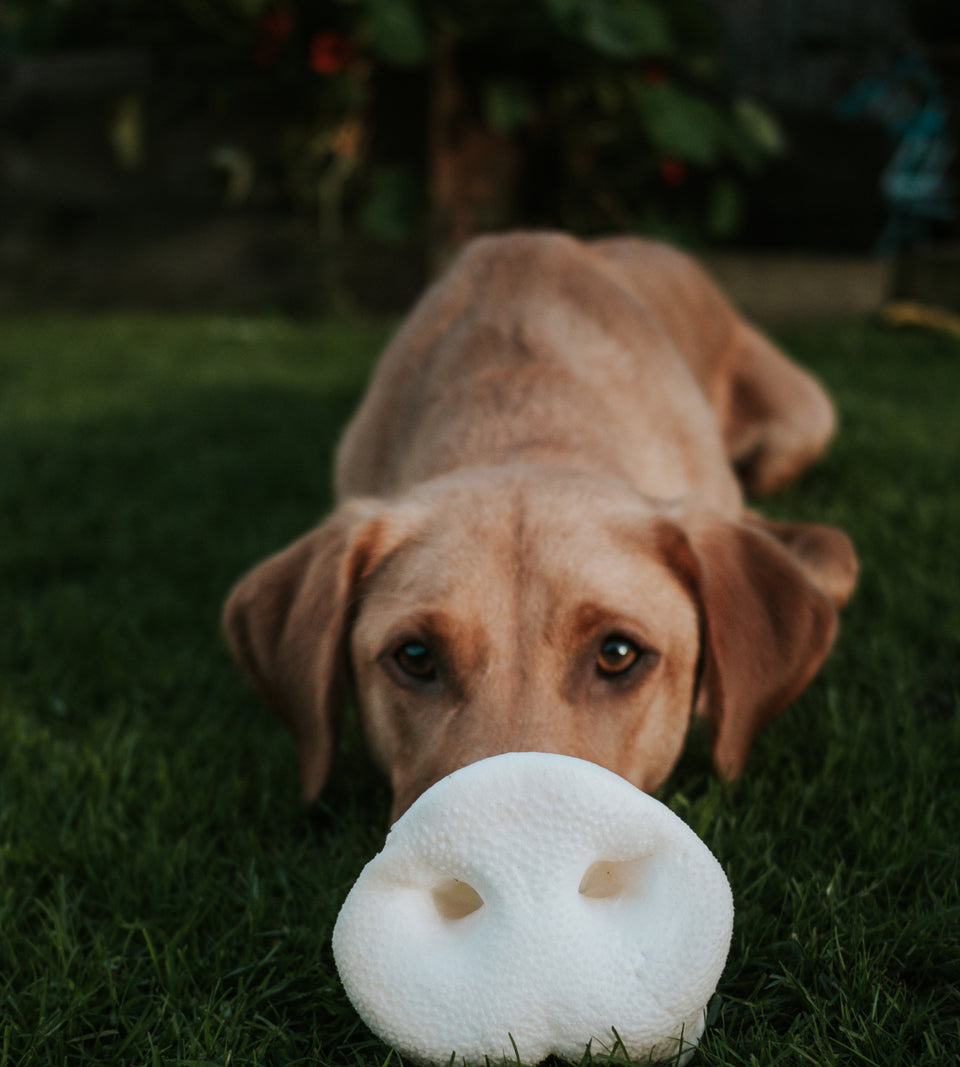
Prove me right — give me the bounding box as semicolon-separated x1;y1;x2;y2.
1;0;957;321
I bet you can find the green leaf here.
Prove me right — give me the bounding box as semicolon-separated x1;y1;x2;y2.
364;0;429;67
634;82;723;166
483;79;537;133
581;0;673;59
358;165;421;243
732;96;787;156
706;178;744;239
721;99;787;174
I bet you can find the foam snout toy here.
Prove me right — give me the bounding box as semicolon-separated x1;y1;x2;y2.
333;753;734;1065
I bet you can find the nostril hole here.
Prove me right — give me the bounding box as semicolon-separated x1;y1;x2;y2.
579;858;647;900
431;878;484;920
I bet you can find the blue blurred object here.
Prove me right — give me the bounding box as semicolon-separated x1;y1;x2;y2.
836;54;956;251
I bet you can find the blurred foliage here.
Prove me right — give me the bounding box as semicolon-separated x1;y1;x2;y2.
0;0;785;247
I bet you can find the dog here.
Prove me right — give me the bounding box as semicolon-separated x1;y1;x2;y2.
223;232;858;823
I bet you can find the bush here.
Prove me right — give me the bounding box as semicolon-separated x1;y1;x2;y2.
0;0;784;258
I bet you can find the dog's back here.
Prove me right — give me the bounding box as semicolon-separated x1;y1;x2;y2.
335;232;742;514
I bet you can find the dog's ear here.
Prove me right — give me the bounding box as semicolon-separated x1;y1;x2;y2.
222;498;384;803
742;512;858;609
659;514;845;780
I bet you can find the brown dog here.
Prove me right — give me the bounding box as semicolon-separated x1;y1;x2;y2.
223;232;857;823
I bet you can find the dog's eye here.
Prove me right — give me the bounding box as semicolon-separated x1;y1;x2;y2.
597;635;640;676
394;641;437;681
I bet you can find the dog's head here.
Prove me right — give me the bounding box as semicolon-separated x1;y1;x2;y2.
223;467;855;823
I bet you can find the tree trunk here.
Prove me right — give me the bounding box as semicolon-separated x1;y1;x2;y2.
427;33;521;271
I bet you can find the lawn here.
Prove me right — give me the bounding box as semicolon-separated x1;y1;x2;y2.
1;313;958;1066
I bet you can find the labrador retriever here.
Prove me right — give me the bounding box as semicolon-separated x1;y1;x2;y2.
223;232;858;823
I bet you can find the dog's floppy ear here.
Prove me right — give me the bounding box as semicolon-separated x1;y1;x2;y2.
659;514;846;780
222;498;384;803
742;512;858;609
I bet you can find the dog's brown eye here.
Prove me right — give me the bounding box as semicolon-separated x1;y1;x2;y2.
394;641;437;681
597;635;640;676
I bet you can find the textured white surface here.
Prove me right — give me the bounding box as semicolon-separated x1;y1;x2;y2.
332;753;734;1065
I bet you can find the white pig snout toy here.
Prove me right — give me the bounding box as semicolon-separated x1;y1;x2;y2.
332;752;734;1065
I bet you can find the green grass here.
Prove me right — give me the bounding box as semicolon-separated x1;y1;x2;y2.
2;313;958;1066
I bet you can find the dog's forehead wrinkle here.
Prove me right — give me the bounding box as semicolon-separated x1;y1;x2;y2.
507;486;535;698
